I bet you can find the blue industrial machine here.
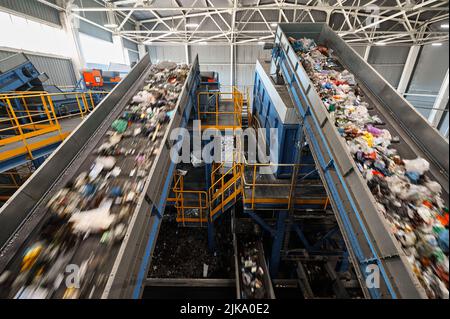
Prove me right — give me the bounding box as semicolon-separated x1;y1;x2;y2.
252;59;301;177
0;53;104;122
0;23;448;300
269;23;448;299
198;71;220;116
252;59;318;179
0;53;49;93
200;71;220;90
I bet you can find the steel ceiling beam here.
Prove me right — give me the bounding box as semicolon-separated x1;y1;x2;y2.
65;0;448;46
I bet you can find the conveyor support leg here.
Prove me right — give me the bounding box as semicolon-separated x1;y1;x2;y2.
270;210;288;279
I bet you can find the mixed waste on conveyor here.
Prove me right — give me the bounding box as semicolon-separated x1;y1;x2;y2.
0;61;190;299
239;241;266;299
288;37;449;299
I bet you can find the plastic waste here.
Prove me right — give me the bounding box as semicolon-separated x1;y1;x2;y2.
291;37;448;298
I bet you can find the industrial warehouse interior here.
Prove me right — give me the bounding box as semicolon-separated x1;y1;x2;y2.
0;0;449;305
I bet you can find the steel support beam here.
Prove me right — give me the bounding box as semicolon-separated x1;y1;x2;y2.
270;210;288;279
363;45;371;61
428;69;449;127
397;45;421;95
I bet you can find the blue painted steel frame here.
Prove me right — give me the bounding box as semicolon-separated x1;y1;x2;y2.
0;61;41;92
253;70;300;178
269;210;288;278
273;41;396;299
0;142;61;173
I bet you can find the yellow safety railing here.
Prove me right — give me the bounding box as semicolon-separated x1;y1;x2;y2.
209;161;243;219
221;85;252;127
219;85;251;104
197;87;243;130
173;173;209;226
1;90;107;120
0;91;107;164
171;85;328;223
242;156;329;211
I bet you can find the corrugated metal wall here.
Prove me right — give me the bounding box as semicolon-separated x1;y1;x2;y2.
123;38;138;52
75;0;138;44
0;50;77;87
406;42;449;118
147;44;270;88
76;0;112;42
191;45;232;86
128;50;139;65
79;20;113;42
368;46;410;88
148;45;185;63
0;0;61;25
236;45;267;89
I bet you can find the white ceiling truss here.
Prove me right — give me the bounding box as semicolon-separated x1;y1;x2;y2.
57;0;449;45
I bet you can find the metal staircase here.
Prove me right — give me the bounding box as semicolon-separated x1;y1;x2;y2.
209;162;243;221
172;161;244;226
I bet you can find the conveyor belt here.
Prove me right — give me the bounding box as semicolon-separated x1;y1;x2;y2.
233;217;275;299
0;54;200;298
272;23;449;299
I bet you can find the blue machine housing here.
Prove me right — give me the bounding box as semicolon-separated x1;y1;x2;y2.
0;53;105;122
0;53;48;92
252;59;302;178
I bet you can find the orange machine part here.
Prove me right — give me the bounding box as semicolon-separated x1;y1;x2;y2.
83;69;103;87
109;76;121;83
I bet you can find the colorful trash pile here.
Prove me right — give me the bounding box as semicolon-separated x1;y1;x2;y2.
239;242;266;299
0;62;190;299
289;37;449;299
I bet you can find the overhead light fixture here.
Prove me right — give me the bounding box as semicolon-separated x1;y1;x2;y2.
186;23;199;28
199;41;208;45
270;23;277;27
104;23;118;28
258;41;265;45
432;42;443;46
375;42;386;46
441;23;449;29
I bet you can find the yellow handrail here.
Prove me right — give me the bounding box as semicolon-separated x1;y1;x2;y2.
0;90;107;165
197;87;244;130
173;173;209;226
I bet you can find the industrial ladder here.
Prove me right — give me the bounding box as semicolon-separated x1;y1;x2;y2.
173;161;243;226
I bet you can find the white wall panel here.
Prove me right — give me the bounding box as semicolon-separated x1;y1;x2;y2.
368;46;410;88
408;43;449;95
201;64;231;87
148;45;186;64
190;45;230;64
236;45;264;64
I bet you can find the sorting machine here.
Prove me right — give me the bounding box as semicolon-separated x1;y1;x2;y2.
268;23;449;299
0;53;103;120
0;54;200;298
